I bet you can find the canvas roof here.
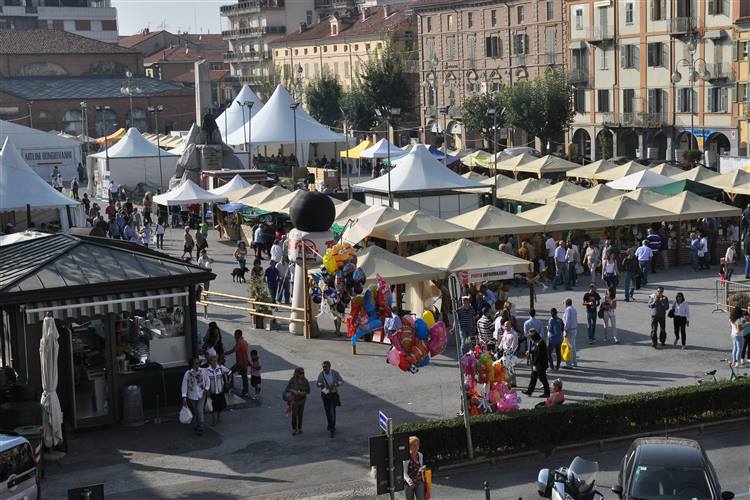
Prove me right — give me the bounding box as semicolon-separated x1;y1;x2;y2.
494;152;537;172
361;138;399;159
593;160;647;181
518;200;609;230
255;190;343;215
369;210;473;243
408;238;533;274
0;138;79;211
523;180;585;204
152;179;227;206
649;191;741;220
208;175;253;196
0;118;80;152
566;159;618;179
447;205;542;237
648;163;686;177
606;170;675;190
356;245;443;285
480;173;517;189
216;84;263;142
461;150;493;168
235;185;290;207
555;184;621;207
588;197;675;225
670;166;719;182
334;199;369;222
621;188;670;205
650;179;720;197
495;178;547;202
226;183;267;203
461;171;488;182
513;155;580;177
90;128;177;158
339;139;373;159
354;144;487;194
702;169;750;195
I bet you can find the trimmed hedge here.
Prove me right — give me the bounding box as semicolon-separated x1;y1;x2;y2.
394;378;750;463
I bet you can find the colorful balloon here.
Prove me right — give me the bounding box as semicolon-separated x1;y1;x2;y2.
413;318;430;341
427;321;447;356
422;310;436;329
323;250;337;275
386;348;401;366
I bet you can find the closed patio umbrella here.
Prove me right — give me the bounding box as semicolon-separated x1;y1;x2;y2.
40;314;63;447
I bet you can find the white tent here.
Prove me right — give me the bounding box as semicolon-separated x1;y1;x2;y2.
90;128;178;191
208;174;252;196
153;179;227;206
40;316;63;447
225;85;346;167
216;84;263;143
606;170;675;191
354;144;487;218
0;119;81;181
361;138;402;159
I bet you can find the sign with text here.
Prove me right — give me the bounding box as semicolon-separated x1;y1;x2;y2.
459;266;513;284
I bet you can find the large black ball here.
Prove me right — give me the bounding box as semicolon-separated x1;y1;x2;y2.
289;191;336;232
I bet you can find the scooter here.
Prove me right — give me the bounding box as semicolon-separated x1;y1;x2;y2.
537;456;605;500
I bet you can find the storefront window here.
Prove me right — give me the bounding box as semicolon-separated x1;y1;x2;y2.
115;304;186;371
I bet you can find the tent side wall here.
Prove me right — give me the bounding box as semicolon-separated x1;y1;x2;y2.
364;192;481;219
96;156;178;191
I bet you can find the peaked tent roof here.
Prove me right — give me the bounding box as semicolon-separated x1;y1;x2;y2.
556;184;621;207
339;139;373;159
216;84;263;142
670;165;719;182
648;163;686;177
518;200;609;230
408;238;533;274
461;171;488;182
513;155;581;177
621;188;670;205
152;179;227;206
255;189;343;215
480;173;517;189
354;144;487;194
649;191;741;220
370;210;473;243
494;152;537;172
447;205;542;237
566;159;618;179
606;170;674;190
356;245;443;285
226;85;346;146
361;138;400;159
461;150;493;168
334;199;369;222
208;175;253;196
524;180;585;204
702;169;750;195
495;178;546;202
90;127;177;158
593;161;647;181
0;138;79;210
0;118;80;151
649;179;721;197
588;197;674;225
226;183;267;203
235;185;290;207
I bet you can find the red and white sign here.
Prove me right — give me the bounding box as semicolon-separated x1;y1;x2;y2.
459;266;513;284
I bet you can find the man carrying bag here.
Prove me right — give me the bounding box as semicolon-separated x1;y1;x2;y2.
316;361;344;438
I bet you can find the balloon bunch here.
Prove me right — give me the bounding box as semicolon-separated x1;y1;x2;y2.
310;242;367;319
347;274;392;345
386;311;448;373
461;346;520;414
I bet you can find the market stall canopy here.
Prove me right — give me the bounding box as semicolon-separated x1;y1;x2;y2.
555;184;621;207
461;171;488;182
340;205;404;245
354;144;487;194
334;198;368;222
447;205;542;237
360;138;400;159
208;174;253;196
226;183;267;203
593;161;647;181
495;178;546;202
369;209;473;243
255;189;343;215
0;118;82;181
670;165;719;183
649;191;741;220
235;185;289;207
621;188;670;205
356;245;443;284
152;179;227;206
701;169;750;195
339;139;373;159
649;179;721;197
588;197;674;225
518;200;609;230
494;152;537;173
566;159;618;180
408;238;533;274
480;173;517;189
95;127;126;144
90;128;177;159
0;138;79;210
648;163;686;177
216;84;263;142
461;150;493;168
605;170;674;190
513;155;581;178
428;145;460;165
525;180;585;204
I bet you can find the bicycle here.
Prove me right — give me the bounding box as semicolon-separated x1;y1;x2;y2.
695;359;748;384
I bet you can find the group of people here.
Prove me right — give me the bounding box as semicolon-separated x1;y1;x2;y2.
85;194;167;249
236;235;292;305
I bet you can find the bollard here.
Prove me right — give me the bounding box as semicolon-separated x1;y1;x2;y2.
484;481;490;500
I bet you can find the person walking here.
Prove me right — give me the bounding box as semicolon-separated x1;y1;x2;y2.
286;367;310;435
181;356;209;435
562;298;578;368
730;306;746;368
691;232;702;271
582;283;601;345
622;248;638;301
553;240;567;290
523;308;544;358
264;260;279;303
270;239;283;264
182;227;194;260
648;286;670;348
698;232;710;270
276;256;291;304
205;354;231;426
601;287;619;343
197;249;214;291
141;222;152;248
403;436;426;500
225;329;249;396
454;296;476;354
195;227;207;255
524;330;550;398
316;361;344;438
671;292;690;349
234;241;248;270
602;252;619;292
725;241;738;281
565;241;580;290
253;224;264;259
635;240;653;286
646;228;661;273
546;308;564;371
744;236;750;279
584;241;600;284
155;219;165;250
476;306;495;352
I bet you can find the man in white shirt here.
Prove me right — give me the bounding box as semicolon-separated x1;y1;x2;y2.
553;241;567;290
545;234;556;274
109;180;118;203
634;240;653;286
270;239;283;263
562;298;578;368
497;321;519;354
699;232;710;270
253;225;264;259
725;241;738;280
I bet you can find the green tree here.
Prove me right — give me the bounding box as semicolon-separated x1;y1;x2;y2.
461;91;505;151
359;40;413;116
305;71;343;127
341;83;377;134
598;129;613;160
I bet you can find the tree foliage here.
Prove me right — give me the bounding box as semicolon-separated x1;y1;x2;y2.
305;71;343;127
341;82;377;134
461;91;505;151
359;39;413;116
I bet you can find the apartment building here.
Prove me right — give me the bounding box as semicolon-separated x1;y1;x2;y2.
736;2;750;158
567;0;741;166
0;0;117;43
413;0;566;150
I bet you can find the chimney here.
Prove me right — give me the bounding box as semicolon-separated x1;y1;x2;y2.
383;4;392;17
298;21;306;33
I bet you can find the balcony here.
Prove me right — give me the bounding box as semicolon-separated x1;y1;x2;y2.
706;62;733;81
515;53;527;67
669;17;696;35
423;106;436;117
600;112;618;126
220;0;284;15
621;112;668;128
567;67;589;84
221;25;286;39
586;25;614;43
314;0;359;9
224;50;270;62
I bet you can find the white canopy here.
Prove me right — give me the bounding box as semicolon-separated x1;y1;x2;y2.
208;174;252;196
40;316;63;448
0;119;81;181
153;179;227;206
354;144;486;194
361;138;401;159
0;138;79;210
606;170;675;190
216;84;263;143
91;128;177;159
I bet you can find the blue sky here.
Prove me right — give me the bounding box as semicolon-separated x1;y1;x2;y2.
112;0;225;36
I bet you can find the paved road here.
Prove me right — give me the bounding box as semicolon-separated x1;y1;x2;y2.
43;225;749;499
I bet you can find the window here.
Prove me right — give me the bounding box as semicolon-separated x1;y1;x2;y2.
306;10;313;26
448;89;456;107
314;62;319;76
313;46;317;53
546;27;556;65
677;87;695;112
355;60;360;74
647;42;664;67
647;88;666;114
75;20;91;31
427;87;435;105
467;37;476;66
650;0;666;20
425;38;435;61
514;33;528;54
623;89;636;113
621;44;639;69
517;6;524;24
95;108;118;136
294;49;299;55
344;61;350;78
485;36;502;58
127;108;148;131
447;14;453;30
574;88;586;113
333;62;339;76
467;12;473;28
574;8;583;30
597;89;610;112
62;109;83;135
115;304;187;370
427;16;432;32
708;86;729;112
304;63;309;77
601;47;608;69
625;2;634;24
708;0;727;15
447;37;455;59
491;10;497;27
102;20;117;31
304;48;308;55
547;0;554;20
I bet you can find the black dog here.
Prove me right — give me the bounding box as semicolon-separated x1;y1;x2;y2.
232;267;249;283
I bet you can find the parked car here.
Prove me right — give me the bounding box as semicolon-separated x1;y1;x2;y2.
611;437;734;500
0;434;38;500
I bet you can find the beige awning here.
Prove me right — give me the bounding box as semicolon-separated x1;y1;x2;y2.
334;199;368;222
369;209;473;243
648;163;685;177
556;184;621;207
593;161;647;181
409;238;533;274
480;173;517;189
254;190;343;215
226;183;267;203
588;197;675;225
462;171;489;182
649;191;741;220
513;155;582;177
621;188;670;205
566;159;618;179
494;152;538;172
703;169;750;195
518;200;610;230
447;205;543;237
495;178;547;202
235;185;290;207
356;245;444;284
524;180;585;204
670;166;720;182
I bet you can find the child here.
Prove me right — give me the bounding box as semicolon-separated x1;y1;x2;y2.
141;222;152;248
250;349;262;400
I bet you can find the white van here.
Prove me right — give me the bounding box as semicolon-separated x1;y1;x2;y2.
0;434;37;500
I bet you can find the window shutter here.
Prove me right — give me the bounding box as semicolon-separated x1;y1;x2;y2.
498;37;503;57
661;89;668;115
721;87;728;112
733;41;738;61
621;45;626;68
524;34;529;54
648;89;655;113
650;0;656;20
722;0;729;15
677;88;683;112
660;0;667;19
708;0;715;15
708;88;714;112
647;44;654;66
485;37;492;57
662;43;669;67
633;45;640;68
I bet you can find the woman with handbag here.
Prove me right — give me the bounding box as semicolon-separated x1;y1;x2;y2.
206;354;231;426
601;252;619;294
601;287;619;344
403;436;426;500
671;292;691;349
181;356;209;435
286;367;311;435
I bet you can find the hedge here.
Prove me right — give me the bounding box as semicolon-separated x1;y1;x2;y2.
394;378;750;463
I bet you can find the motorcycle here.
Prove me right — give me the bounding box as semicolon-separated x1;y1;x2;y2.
537;456;605;500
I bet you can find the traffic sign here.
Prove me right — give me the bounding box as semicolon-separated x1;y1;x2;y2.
378;410;390;434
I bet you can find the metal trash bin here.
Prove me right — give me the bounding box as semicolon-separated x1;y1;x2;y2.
122;385;145;427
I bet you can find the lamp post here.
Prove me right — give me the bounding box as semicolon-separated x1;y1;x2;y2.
486;106;506;205
671;34;709;156
291;101;300;186
96;105;112;197
27;101;33;128
121;70;142;127
439;105;451;172
375;107;401;208
340;105;350;196
238;100;255;169
148;105;165;192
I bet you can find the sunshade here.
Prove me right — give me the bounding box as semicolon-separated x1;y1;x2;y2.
226;183;267;203
334;199;368;222
566;159;618;179
524;181;585;204
513;155;581;177
480;174;517;189
670;166;719;183
447;205;542;237
495;178;547;202
606;170;674;190
462;171;488;182
461;150;493;168
494;152;537;172
96;127;126;144
361;138;400;159
588;197;675;225
649;179;721;197
235;185;289;207
621;188;669;205
518;200;609;230
208;174;252;196
649;191;741;220
593;161;647;181
428;145;460;165
555;184;621;207
339;139;373;159
408;238;533;274
152;179;227;206
702;169;750;195
40;316;63;447
216;203;247;213
648;163;686;177
369;209;473;243
341;205;403;245
356;245;443;284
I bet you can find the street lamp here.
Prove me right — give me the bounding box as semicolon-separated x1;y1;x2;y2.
238;100;255;169
671;33;709;155
121;70;142;128
487;107;502;205
80;101;89;191
439;105;452;173
375;107;401;208
340;105;350;196
96;105;112;197
27;101;33;128
291;101;300;185
148;105;165;192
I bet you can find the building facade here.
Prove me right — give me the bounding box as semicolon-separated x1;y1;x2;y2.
414;0;566;150
566;0;742;167
0;0;117;42
736;3;750;159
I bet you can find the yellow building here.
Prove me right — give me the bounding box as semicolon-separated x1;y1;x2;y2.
736;6;750;156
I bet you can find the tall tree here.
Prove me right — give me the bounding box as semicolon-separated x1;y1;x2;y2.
340;83;377;134
359;40;413;116
461;91;505;151
305;71;343;127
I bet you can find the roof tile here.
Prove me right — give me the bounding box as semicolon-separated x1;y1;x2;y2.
0;29;137;55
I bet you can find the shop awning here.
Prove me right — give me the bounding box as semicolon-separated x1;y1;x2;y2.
356;245;443;284
339;139;373;159
513;155;581;178
698;169;750;195
96;127;126;145
588;197;674;225
555;184;621;207
649;191;741;221
518;200;609;230
566;159;618;180
447;205;542;237
369;209;473;243
523;180;585;204
670;166;719;183
409;238;533;275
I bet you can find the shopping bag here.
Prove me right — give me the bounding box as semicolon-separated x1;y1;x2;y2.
561;337;573;362
205;396;213;413
179;405;193;424
424;468;432;500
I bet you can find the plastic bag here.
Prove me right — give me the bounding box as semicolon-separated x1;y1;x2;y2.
561;337;573;362
179;405;193;424
205;396;213;413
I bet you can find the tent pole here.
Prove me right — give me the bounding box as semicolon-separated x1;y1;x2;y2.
66;205;73;229
26;204;31;229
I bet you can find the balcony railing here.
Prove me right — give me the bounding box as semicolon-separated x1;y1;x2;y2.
221;26;286;38
515;53;527;67
224;50;270;62
600;112;618;126
586;25;614;42
707;62;733;80
220;0;284;15
314;0;359;9
621;111;668;127
669;17;696;34
567;67;589;84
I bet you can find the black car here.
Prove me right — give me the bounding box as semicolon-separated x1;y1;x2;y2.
612;437;734;500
